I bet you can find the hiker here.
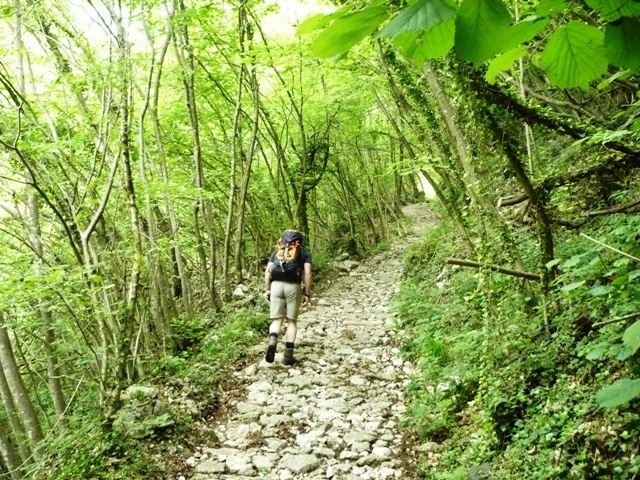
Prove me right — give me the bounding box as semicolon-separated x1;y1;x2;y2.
263;229;312;365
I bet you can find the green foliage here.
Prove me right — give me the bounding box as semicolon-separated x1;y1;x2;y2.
541;21;608;89
298;0;640;89
35;418;163;480
395;210;640;478
455;0;547;67
596;378;640;408
309;4;390;59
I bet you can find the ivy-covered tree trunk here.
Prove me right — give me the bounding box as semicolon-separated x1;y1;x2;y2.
423;62;527;273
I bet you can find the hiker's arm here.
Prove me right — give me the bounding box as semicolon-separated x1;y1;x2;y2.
264;262;273;291
302;263;312;305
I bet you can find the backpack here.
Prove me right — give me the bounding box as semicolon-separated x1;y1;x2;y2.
270;230;304;283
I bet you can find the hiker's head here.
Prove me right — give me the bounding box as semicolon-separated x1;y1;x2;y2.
282;229;304;245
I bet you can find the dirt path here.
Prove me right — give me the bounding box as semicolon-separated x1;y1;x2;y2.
186;203;437;480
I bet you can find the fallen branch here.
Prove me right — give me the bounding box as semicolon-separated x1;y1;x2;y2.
496;193;529;207
441;257;542;281
580;233;640;263
593;311;640;328
552;198;640;229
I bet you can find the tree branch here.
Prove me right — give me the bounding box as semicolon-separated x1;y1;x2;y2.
496;193;529;207
553;198;640;229
441;257;542;281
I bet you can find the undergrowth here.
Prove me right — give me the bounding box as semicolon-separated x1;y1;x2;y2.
396;211;640;479
34;306;270;480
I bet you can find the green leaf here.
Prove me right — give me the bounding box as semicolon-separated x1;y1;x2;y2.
561;280;586;292
586;0;640;21
541;21;608;89
596;378;640;408
504;18;549;51
629;269;640;281
622;320;640;355
296;5;353;36
393;18;455;66
311;5;390;58
617;344;635;360
377;0;456;39
546;258;561;269
605;18;640;71
455;0;511;65
588;285;614;296
485;46;528;83
537;0;569;17
597;69;632;90
296;14;332;36
455;0;546;65
586;343;608;360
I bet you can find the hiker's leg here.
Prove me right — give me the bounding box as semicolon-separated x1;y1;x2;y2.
266;282;286;363
284;318;297;344
269;317;284;335
282;283;302;365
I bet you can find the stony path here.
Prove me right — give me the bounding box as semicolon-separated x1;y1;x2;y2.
187;204;436;480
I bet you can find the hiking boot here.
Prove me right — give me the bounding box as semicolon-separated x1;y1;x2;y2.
283;347;295;366
265;336;277;363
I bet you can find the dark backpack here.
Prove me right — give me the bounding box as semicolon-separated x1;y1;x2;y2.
270;230;304;283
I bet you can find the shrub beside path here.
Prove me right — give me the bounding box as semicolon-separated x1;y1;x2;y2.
186;203;436;480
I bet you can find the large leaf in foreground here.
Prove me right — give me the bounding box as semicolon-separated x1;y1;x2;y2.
485;46;527;84
377;0;456;39
393;18;455;66
623;319;640;356
596;378;640;408
605;17;640;71
455;0;547;66
311;5;390;58
541;21;608;89
455;0;511;65
586;0;640;21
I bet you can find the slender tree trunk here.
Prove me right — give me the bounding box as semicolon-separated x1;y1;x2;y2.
223;5;248;297
13;0;68;427
234;59;260;285
0;423;22;479
0;361;31;464
0;313;44;460
101;1;144;420
423;62;526;271
374;91;474;251
138;25;175;350
175;0;218;306
147;17;194;319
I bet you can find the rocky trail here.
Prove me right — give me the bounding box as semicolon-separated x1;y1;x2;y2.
185;203;437;480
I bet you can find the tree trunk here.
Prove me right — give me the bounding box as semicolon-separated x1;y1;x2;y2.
0;313;44;460
138;26;175;350
147;18;194;320
234;58;260;285
0;423;22;479
0;360;31;464
13;0;68;428
423;62;527;272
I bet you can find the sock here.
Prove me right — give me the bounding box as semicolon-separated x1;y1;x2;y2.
285;342;294;349
269;332;278;338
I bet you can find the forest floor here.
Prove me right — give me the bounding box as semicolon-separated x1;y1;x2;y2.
177;202;438;480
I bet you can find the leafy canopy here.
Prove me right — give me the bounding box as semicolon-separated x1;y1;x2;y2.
297;0;640;90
